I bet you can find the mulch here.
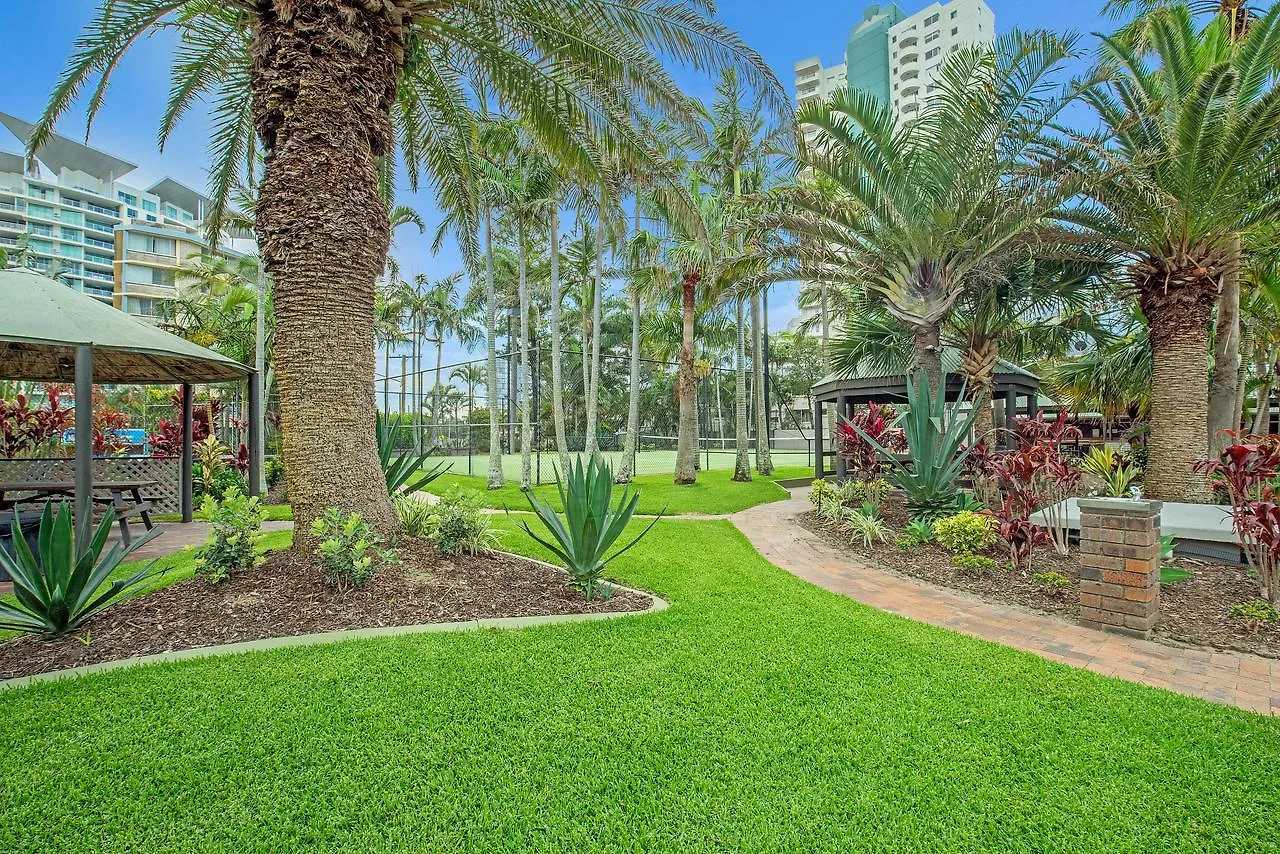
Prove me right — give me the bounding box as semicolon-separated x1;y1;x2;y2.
0;538;651;680
802;496;1280;660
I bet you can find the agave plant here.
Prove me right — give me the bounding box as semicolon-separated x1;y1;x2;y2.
851;373;981;523
376;412;450;495
0;504;163;636
517;458;662;600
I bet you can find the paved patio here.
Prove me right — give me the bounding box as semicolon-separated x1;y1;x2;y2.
731;489;1280;716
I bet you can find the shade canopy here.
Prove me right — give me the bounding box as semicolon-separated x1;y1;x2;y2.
812;346;1040;404
0;268;250;384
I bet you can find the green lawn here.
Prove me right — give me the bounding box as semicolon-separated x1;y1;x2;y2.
154;504;293;523
425;466;811;515
1;518;1277;851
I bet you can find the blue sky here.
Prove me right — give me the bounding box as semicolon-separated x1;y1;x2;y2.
0;0;1114;365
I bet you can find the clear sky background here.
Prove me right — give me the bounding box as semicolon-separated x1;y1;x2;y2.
0;0;1114;368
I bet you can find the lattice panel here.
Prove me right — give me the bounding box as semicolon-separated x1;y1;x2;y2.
0;457;182;512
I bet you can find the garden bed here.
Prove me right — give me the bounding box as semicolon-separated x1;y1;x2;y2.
801;498;1280;659
0;539;652;680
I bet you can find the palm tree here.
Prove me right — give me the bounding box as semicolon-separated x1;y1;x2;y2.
165;254;267;365
1073;6;1280;500
755;32;1092;392
449;363;486;420
374;283;409;416
418;272;478;435
41;0;783;537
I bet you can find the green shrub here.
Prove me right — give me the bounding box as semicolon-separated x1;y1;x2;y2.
1229;599;1280;622
844;506;890;549
309;508;396;589
808;478;836;508
933;511;996;555
264;457;285;489
900;518;934;546
426;488;501;555
0;503;163;636
194;466;248;502
195;487;265;583
1032;570;1071;588
518;458;661;600
394;494;436;538
954;553;998;572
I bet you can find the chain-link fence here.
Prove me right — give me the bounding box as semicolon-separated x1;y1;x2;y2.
376;345;813;486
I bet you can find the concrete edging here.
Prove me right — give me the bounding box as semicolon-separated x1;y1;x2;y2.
0;554;667;692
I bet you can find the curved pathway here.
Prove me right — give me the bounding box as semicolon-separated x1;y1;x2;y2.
731;490;1280;716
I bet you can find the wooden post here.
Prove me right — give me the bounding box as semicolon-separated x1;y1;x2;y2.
814;400;825;479
181;382;194;522
74;345;93;551
248;371;263;498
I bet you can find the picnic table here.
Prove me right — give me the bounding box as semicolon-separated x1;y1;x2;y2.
0;479;159;546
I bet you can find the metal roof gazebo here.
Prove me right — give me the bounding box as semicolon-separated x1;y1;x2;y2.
812;346;1041;479
0;268;260;544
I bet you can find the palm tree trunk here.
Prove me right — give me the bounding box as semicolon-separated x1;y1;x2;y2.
518;223;532;490
433;337;443;438
752;292;773;475
1250;346;1278;434
1235;320;1252;437
912;322;943;394
581;300;591;453
382;345;391;421
484;208;503;488
616;286;642;483
251;0;406;541
1144;287;1214;502
548;204;571;475
585;206;604;460
1208;240;1242;449
962;339;998;444
733;295;751;482
675;270;700;484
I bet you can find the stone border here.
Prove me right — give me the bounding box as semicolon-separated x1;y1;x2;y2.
0;555;667;692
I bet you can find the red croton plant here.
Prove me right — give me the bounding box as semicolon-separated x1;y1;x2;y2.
968;412;1082;571
834;402;905;479
0;384;73;458
1195;431;1280;603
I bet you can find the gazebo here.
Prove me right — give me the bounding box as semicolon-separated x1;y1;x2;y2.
0;268;259;544
812;347;1041;478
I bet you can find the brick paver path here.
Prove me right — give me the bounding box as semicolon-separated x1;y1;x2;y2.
732;490;1280;716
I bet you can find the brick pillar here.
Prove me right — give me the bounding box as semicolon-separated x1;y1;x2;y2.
1077;498;1162;639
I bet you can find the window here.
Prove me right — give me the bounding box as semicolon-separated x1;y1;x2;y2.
925;31;939;43
126;233;176;255
924;13;939;25
141;199;157;212
26;204;54;220
117;191;137;206
146;215;157;223
127;208;138;218
165;205;179;218
925;47;940;60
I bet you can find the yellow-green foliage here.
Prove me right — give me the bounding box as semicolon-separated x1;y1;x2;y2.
933;511;996;555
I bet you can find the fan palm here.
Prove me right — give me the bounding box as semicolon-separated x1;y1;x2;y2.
38;0;783;537
1072;6;1280;500
754;31;1094;392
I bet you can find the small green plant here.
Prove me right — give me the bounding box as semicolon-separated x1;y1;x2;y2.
264;457;285;489
816;496;849;530
950;492;984;513
954;553;998;572
900;518;934;546
844;506;890;549
1080;446;1142;498
1157;534;1191;584
193;435;229;498
309;508;396;589
1032;570;1071;589
517;458;662;600
808;478;835;508
426;488;502;555
1229;599;1280;622
393;493;436;538
933;511;996;555
0;504;163;636
195;487;265;583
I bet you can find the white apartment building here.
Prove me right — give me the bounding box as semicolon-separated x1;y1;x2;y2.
0;112;251;316
888;0;995;122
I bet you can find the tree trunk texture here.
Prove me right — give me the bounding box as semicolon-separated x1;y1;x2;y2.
518;227;532;490
1235;321;1252;438
733;295;751;481
544;209;570;477
433;339;443;432
752;292;773;475
251;0;406;542
962;339;998;445
585;206;604;460
912;323;943;394
675;271;700;484
1208;241;1241;450
483;209;503;488
616;286;642;483
1250;346;1278;434
1141;278;1216;502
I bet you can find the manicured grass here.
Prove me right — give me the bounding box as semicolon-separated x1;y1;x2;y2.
1;518;1277;851
425;466;810;515
154;504;293;522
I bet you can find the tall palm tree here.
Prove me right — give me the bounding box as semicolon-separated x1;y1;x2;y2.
165;254;267;366
754;31;1093;392
449;363;486;421
41;0;783;538
375;283;409;416
1073;6;1280;500
418;272;478;433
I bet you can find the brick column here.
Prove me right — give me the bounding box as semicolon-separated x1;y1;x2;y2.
1077;498;1162;639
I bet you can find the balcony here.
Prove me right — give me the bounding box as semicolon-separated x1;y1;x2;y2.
85;253;113;267
901;84;920;97
85;221;114;234
900;52;919;64
901;69;919;81
84;235;114;249
128;250;178;266
0;200;19;211
0;219;20;231
61;198;82;209
83;269;114;283
86;202;118;216
899;35;918;47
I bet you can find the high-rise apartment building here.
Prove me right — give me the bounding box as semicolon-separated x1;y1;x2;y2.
0;113;252;318
888;0;995;121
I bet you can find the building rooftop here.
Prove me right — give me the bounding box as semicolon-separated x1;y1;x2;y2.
147;177;209;218
0;113;137;181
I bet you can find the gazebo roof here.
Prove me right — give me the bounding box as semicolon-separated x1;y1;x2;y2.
0;268;250;384
813;346;1039;403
